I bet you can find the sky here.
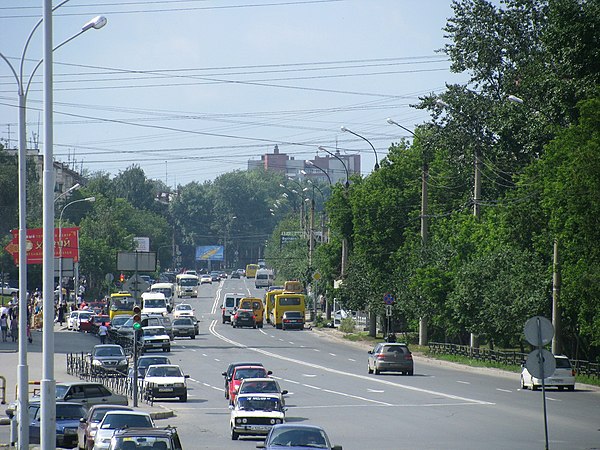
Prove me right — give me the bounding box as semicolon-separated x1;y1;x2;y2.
0;0;469;187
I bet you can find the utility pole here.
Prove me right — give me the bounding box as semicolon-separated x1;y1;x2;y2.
470;146;482;349
552;239;561;354
309;195;316;320
419;161;429;346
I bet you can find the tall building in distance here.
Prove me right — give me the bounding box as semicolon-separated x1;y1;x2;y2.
248;144;360;185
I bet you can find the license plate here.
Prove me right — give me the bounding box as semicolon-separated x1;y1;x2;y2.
158;388;173;392
248;426;270;431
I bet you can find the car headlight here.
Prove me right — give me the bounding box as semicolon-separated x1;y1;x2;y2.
276;418;282;424
174;383;184;388
236;418;242;424
270;418;276;424
163;339;169;343
119;359;127;365
92;360;102;366
89;430;97;437
242;418;247;424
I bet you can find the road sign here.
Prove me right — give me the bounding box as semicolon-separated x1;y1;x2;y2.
312;271;322;281
526;348;556;379
524;316;554;347
383;293;394;305
385;304;392;317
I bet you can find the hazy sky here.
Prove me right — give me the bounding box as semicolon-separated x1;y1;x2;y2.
0;0;469;187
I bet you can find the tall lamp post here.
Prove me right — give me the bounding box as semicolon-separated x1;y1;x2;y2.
304;160;332;186
224;216;237;269
341;126;379;171
317;146;349;188
0;6;106;447
387;118;431;346
58;197;95;305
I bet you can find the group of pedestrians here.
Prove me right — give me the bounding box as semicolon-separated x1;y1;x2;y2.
0;298;30;343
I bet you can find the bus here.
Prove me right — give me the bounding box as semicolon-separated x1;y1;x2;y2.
108;292;137;320
175;273;199;298
264;289;284;324
270;292;306;329
245;264;260;278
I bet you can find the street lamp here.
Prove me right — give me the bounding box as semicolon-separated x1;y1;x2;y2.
341;126;379;170
0;4;106;447
304;161;332;186
224;216;237;269
58;197;95;305
318;146;349;188
54;182;81;206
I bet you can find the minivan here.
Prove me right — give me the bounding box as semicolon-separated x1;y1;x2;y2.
221;293;245;323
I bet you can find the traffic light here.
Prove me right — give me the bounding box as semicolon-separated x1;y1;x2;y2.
132;305;142;329
119;273;125;283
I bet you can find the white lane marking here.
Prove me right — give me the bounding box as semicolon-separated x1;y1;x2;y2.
214;358;220;362
283;379;300;385
278;338;284;341
300;345;306;348
313;349;320;352
302;374;317;378
321;388;392;406
202;354;208;357
208;320;494;406
546;397;561;402
259;329;268;335
190;349;197;352
348;358;356;362
496;388;512;393
303;384;321;390
368;389;385;393
288;342;295;345
456;381;470;385
329;353;337;357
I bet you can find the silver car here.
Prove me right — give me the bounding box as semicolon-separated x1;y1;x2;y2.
367;342;414;375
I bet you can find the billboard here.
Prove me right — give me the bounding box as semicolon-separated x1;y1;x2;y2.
195;245;224;261
5;227;80;265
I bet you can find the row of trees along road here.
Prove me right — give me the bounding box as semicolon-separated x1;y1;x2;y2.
0;0;598;362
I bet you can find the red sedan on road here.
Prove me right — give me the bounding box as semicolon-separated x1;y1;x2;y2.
228;365;272;405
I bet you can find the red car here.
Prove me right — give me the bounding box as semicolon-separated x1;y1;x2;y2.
228;365;272;405
90;315;111;334
77;311;94;333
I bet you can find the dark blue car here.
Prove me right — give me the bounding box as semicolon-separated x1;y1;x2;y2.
29;401;86;448
258;424;342;450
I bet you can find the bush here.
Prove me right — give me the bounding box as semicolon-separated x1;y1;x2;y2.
339;317;356;334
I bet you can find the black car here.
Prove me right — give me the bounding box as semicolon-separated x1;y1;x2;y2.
109;427;183;450
29;401;87;448
230;270;241;279
172;317;196;339
232;309;256;329
282;311;305;330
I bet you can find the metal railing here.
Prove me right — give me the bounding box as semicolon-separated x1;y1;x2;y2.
427;342;600;379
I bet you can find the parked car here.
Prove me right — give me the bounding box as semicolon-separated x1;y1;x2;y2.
141;326;171;353
520;354;576;391
90;344;129;375
232;309;256;329
173;303;195;319
143;364;189;402
281;311;304;330
230;393;286;440
29;401;87;448
367;342;414;376
93;410;154;450
77;311;94;333
222;362;265;399
172;317;196;339
108;427;182;450
258;424;342;450
0;282;18;296
77;404;133;450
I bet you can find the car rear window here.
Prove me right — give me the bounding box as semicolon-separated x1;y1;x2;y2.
384;345;408;354
555;358;572;369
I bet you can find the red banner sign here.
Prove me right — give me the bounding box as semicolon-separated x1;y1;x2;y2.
5;227;80;265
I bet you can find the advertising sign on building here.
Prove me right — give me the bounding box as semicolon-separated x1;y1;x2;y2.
133;237;150;252
5;227;80;265
195;245;224;261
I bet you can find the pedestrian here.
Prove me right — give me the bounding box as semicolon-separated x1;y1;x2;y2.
98;321;108;344
57;303;66;326
0;313;8;342
10;317;18;342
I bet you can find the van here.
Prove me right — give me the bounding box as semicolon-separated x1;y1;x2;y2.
175;274;199;298
141;292;168;316
270;292;306;329
254;269;273;289
239;297;265;328
150;282;174;311
264;289;284;324
221;293;245;324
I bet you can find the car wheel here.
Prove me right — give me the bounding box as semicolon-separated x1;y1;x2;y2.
222;317;226;324
568;385;575;391
520;376;527;390
253;324;256;329
368;364;373;374
191;335;195;339
374;367;380;375
408;370;414;376
532;384;539;391
232;323;236;328
231;428;239;440
180;393;187;402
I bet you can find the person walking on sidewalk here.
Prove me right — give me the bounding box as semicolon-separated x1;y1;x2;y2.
98;322;108;344
10;316;18;342
0;313;8;341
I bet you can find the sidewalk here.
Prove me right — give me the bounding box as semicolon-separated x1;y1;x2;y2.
0;323;173;447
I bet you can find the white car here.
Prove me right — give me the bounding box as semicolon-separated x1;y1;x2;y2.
67;310;80;330
143;364;189;402
230;393;286;440
521;354;576;391
200;274;212;284
173;303;195;318
92;410;154;450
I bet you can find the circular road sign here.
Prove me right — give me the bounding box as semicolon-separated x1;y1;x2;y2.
383;293;394;305
524;316;554;347
526;348;556;379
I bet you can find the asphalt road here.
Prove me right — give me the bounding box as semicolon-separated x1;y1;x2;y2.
2;277;599;449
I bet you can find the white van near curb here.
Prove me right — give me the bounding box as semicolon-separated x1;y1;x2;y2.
141;292;169;316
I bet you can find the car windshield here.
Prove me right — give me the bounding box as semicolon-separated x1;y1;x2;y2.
143;328;166;337
173;319;192;325
152;288;172;297
268;427;329;448
237;397;281;412
112;436;172;449
240;381;278;393
55;385;69;398
101;414;152;429
284;312;303;319
144;300;165;308
179;279;197;286
138;357;170;368
95;347;124;357
92;407;123;422
146;366;182;377
177;304;192;311
111;316;130;327
234;368;267;380
79;313;92;320
56;404;86;420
